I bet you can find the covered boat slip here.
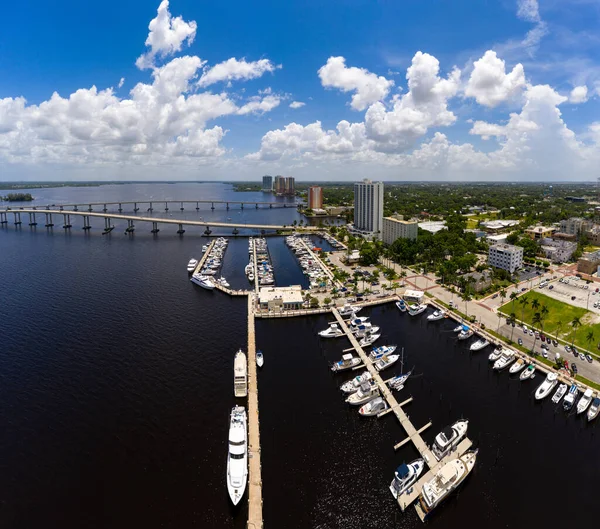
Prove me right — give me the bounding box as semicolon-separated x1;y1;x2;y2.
330;308;473;521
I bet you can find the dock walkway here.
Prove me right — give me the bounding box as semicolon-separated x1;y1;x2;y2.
246;295;263;528
193;240;215;275
331;309;473;518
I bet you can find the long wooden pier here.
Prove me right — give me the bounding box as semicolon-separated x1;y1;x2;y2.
331;309;473;520
193;240;215;275
246;295;263;528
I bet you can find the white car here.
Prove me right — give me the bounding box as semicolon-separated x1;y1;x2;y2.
523;325;528;333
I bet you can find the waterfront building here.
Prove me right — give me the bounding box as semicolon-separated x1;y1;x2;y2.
403;289;424;303
524;225;556;240
258;285;304;311
308;186;323;210
262;175;273;192
488;243;523;273
274;176;295;196
352;179;384;238
382;214;418;245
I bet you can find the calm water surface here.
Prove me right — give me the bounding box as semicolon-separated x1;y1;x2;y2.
0;184;597;529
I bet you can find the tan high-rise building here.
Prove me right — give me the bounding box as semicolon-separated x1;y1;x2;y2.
308;186;323;209
274;175;295;196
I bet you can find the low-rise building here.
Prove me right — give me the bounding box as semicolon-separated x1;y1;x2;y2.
403;289;424;302
539;238;577;263
577;251;600;275
560;217;590;238
525;225;556;240
480;219;519;233
418;220;446;234
258;285;304;311
382;213;418;245
486;233;509;245
459;271;493;293
345;249;361;264
488;243;523;273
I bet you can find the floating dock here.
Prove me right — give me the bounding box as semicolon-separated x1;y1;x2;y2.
246;295;263;528
193;240;216;275
331;309;473;520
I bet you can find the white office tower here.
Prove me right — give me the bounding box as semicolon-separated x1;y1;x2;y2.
353;179;384;238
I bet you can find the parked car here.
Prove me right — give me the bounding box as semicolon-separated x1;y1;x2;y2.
573;351;579;358
565;345;572;353
549;285;553;290
523;325;528;333
492;293;498;299
572;363;578;374
521;287;527;292
572;296;577;301
586;354;593;363
529;329;534;336
518;338;523;346
552;340;558;347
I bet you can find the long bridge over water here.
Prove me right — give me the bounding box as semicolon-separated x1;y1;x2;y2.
0;208;318;235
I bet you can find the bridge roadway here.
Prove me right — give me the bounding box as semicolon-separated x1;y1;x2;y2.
2;209;319;232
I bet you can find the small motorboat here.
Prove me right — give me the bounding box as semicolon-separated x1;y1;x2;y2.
256;350;264;368
453;324;464;333
331;354;362;372
563;384;579;411
587;397;600;422
352;324;380;337
358;397;388;416
370;345;397;359
187;258;198;272
577;389;594;414
374;354;399;372
534;372;558;400
470;339;490;351
218;277;231;288
488;347;503;362
457;329;474;341
408;304;428;316
509;358;526;374
345;382;380;405
359;333;381;347
551;383;568;404
349;316;370;327
396;300;407;312
519;364;536;381
339;304;361;317
319;323;344;338
387;369;413;391
427;310;445;321
340;371;372;394
389;458;425;499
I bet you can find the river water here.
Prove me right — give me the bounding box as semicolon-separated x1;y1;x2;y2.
0;183;597;529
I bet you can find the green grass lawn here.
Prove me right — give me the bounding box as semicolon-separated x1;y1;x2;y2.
499;291;600;353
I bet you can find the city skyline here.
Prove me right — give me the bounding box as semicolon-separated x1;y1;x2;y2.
1;0;600;182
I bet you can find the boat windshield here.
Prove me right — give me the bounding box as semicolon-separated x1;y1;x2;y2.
229;452;245;459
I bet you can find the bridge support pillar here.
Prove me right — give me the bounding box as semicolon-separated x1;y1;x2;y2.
180;201;184;211
0;212;7;224
45;213;54;227
177;223;185;235
103;217;114;234
255;203;258;209
283;203;287;208
63;214;72;229
103;204;107;212
165;201;169;211
211;202;215;210
59;205;64;212
28;212;37;226
196;201;199;211
148;202;153;212
82;216;91;230
118;203;122;213
88;204;93;212
232;227;239;236
134;202;139;212
269;203;272;209
125;219;135;234
151;221;159;234
240;203;244;210
226;203;230;210
13;212;22;225
204;226;212;236
73;205;78;212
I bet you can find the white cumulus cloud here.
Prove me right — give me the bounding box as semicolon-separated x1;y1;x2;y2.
318;56;394;111
237;95;281;115
118;77;125;88
136;0;197;70
569;85;588;104
517;0;541;23
198;58;279;87
465;51;526;107
289;101;305;109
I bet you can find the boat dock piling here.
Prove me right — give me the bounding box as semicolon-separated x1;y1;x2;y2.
193;240;216;275
246;295;263;529
331;308;473;519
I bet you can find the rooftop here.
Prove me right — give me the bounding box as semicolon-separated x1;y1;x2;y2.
258;285;304;304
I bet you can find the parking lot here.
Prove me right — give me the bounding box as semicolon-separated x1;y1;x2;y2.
537;276;600;313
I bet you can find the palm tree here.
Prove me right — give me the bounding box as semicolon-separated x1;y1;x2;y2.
519;296;529;323
462;291;472;319
391;282;400;296
585;330;595;351
499;288;507;306
509;312;517;342
510;291;518;313
539;304;549;332
555;319;563;340
532;312;542;353
570;316;582;346
531;298;540;313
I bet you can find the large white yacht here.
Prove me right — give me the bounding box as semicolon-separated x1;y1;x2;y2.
190;274;215;290
339;304;361;317
577;389;594;414
345;382;380;405
488;347;503;362
359;333;381;347
534;372;558;400
234;350;247;398
340;371;373;394
432;420;468;461
227;406;248;505
186;258;198;272
318;323;344;338
389;458;425;499
493;350;515;370
418;450;478;517
358;396;388;416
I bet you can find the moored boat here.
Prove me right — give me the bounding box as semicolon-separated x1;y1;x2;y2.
370;345;397;359
331;354;362;372
488;347;503;362
396;300;407;312
534;372;558;400
493;350;515;370
519;364;535;381
457;329;474;341
226;405;248;505
431;420;468;461
374;354;399;372
427;309;445;321
340;371;372;394
345;382;380;405
190;273;216;290
358;396;388;416
359;332;381;347
577;389;594;414
509;358;525;374
319;323;344;338
389;458;425;499
187;258;198;272
563;384;579;411
469;339;489;351
551;383;568;404
339;304;361;317
234;350;248;398
387;369;413;391
256;350;264;368
409;303;428;316
587;397;600;422
453;324;464;332
418;450;478;517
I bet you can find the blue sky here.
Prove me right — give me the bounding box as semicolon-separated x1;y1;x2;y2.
1;0;600;181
